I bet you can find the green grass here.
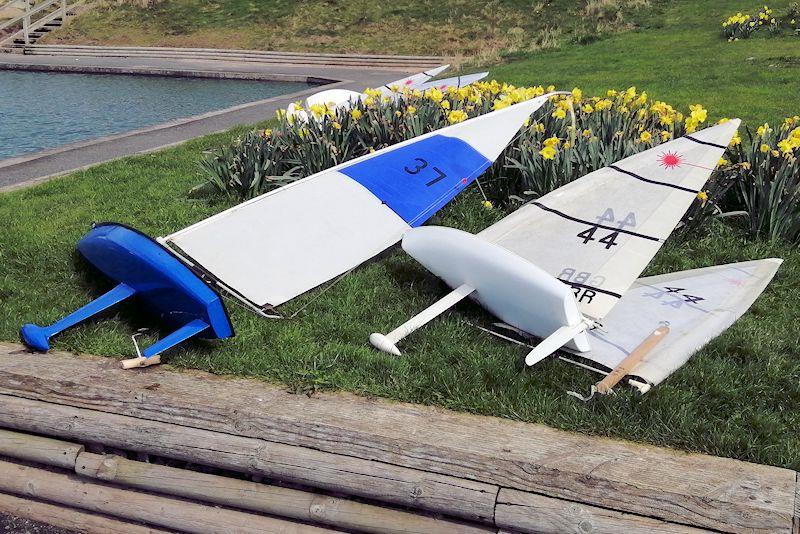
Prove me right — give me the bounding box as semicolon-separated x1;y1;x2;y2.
492;0;800;127
1;126;798;470
2;0;799;469
47;0;645;56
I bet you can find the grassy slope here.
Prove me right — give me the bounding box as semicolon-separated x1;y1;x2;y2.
492;0;800;126
2;1;799;469
48;0;645;56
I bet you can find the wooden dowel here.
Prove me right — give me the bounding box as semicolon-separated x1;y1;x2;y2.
0;490;171;534
595;325;670;395
76;452;493;534
0;428;83;469
0;458;340;534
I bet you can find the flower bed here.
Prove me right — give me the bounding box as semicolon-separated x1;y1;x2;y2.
201;82;800;244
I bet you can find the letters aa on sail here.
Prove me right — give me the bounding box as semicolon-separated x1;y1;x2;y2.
478;119;743;321
164;94;557;314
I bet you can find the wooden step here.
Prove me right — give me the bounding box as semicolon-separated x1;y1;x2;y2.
0;343;795;534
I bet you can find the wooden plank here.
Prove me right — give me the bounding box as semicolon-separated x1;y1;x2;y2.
0;344;794;533
0;394;498;523
794;471;799;534
0;458;340;534
0;428;83;469
495;488;712;534
76;451;494;534
0;490;172;534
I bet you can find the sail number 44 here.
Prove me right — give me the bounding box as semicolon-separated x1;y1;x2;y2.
577;208;637;249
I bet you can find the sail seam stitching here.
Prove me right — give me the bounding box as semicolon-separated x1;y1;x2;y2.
609;165;699;194
531;202;662;242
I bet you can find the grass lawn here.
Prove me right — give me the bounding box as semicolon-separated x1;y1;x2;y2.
2;132;799;471
2;0;799;470
492;0;800;127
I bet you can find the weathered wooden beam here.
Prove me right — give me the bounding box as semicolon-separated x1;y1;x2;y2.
0;428;83;469
76;452;494;534
0;458;340;534
794;471;799;534
0;394;498;523
0;490;172;534
495;488;712;534
0;343;795;533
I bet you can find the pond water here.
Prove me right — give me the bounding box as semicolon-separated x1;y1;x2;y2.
0;71;311;161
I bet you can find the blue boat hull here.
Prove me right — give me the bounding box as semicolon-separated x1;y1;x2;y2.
21;223;233;359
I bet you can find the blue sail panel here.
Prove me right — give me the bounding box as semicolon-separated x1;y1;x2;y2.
340;134;492;227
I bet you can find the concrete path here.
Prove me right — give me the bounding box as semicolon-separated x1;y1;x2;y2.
0;54;406;191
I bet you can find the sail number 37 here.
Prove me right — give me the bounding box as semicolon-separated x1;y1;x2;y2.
404;158;447;187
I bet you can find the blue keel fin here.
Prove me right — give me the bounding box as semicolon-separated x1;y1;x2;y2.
121;319;210;369
20;283;136;352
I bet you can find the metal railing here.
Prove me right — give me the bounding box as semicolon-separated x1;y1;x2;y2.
0;0;76;48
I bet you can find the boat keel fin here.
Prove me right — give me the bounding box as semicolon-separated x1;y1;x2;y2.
121;319;211;370
370;284;474;355
20;283;136;352
524;321;590;367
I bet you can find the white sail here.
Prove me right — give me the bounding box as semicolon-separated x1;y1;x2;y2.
376;65;450;94
479;120;741;320
570;259;782;391
416;72;489;91
165;95;556;313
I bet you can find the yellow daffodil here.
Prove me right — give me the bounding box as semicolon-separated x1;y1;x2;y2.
424;87;444;103
640;131;653;143
756;123;771;137
350;109;363;120
535;123;546;133
571;87;582;102
730;134;742;147
482;200;493;210
332;122;341;130
544;136;560;148
760;143;770;153
441;100;451;110
447;109;468;124
407;105;416;114
661;131;672;141
552;108;567;119
697;191;708;202
718;158;728;166
539;146;557;160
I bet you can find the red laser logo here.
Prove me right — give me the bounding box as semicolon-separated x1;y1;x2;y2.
659;151;683;170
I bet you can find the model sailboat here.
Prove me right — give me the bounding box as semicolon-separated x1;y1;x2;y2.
287;65;489;122
370;120;779;391
21;94;559;368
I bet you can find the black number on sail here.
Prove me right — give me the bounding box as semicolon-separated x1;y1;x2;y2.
425;166;448;186
577;226;599;244
404;158;428;175
598;231;620;249
682;294;705;304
